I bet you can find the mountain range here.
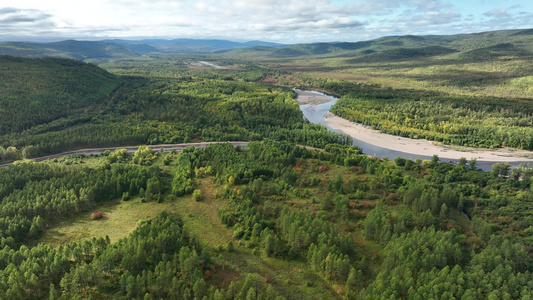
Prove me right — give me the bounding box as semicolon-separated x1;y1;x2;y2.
0;28;532;62
0;39;284;60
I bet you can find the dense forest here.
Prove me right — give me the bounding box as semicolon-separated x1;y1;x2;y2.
0;55;121;135
0;57;348;163
2;29;533;299
1;141;532;299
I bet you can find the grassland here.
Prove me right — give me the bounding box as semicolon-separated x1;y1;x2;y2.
36;154;369;299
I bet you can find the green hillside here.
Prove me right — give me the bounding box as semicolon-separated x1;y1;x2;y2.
0;56;349;162
0;55;121;135
0;41;139;60
45;40;139;60
221;29;533;59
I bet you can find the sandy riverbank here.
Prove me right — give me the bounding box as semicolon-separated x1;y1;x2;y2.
324;111;533;163
295;89;333;105
294;89;533;163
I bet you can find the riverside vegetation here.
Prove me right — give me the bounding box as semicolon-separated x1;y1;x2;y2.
1;28;533;299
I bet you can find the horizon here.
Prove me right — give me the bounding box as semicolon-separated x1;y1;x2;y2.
1;0;532;44
2;27;532;46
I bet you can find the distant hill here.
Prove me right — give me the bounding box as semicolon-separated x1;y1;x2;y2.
119;38;284;53
0;55;121;134
1;28;531;63
0;39;285;60
221;28;533;62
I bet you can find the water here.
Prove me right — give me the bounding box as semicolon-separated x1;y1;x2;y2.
299;90;434;160
298;90;523;171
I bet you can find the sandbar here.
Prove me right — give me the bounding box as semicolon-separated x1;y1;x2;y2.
325;112;533;163
295;89;533;163
295;89;333;105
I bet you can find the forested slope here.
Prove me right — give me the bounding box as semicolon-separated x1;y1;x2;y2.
0;55;121;135
0;56;349;163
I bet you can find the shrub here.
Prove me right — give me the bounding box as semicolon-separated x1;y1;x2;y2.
90;211;103;220
193;189;203;201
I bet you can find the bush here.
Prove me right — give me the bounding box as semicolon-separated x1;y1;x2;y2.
394;157;406;166
227;241;235;252
90;211;103;220
193;189;203;201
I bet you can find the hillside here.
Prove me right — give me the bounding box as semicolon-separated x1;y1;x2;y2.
0;39;285;60
0;57;349;163
218;29;533;98
221;28;533;59
0;55;121;136
0;141;532;299
0;41;138;60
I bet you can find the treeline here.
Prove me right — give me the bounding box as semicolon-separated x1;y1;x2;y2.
363;229;531;299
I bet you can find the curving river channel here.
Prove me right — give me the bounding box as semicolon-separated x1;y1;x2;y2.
297;89;533;171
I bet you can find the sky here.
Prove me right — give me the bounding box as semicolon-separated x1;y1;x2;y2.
0;0;532;43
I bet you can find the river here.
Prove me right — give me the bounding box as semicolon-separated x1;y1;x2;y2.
297;89;532;171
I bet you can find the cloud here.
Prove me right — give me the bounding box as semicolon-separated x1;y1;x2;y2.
483;8;509;18
0;8;19;14
1;0;533;43
408;0;452;11
0;7;53;25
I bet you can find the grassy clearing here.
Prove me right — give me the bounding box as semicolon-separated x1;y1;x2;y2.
38;197;173;245
36;173;340;299
176;177;235;248
37;176;228;246
220;249;340;300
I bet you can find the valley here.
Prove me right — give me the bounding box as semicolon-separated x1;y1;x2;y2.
0;28;532;299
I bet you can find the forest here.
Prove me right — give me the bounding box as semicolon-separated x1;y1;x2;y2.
1;140;532;299
0;57;348;164
1;28;533;299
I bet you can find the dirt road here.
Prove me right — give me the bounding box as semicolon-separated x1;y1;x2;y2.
0;142;249;168
0;141;325;168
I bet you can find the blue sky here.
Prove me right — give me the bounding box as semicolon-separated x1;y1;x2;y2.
0;0;532;43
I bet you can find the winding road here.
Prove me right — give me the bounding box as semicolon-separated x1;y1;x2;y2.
0;142;248;168
0;141;325;168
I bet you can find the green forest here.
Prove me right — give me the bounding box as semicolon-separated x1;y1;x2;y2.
1;28;533;299
1;141;532;299
0;57;347;163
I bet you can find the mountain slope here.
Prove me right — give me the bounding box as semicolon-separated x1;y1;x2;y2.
0;55;121;135
220;28;533;60
0;40;138;60
0;39;285;59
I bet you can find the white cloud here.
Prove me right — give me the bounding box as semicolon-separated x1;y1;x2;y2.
0;0;532;43
483;8;509;18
